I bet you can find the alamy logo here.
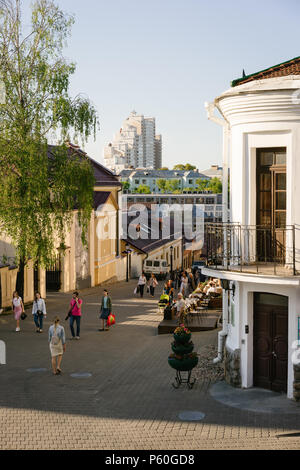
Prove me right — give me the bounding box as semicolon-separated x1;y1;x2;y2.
291;340;300;366
0;341;6;365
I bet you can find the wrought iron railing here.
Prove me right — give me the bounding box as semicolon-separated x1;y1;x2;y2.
205;223;297;275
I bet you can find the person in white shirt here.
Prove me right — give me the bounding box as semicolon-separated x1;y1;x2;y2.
174;293;186;320
32;292;47;333
180;274;189;297
137;273;147;298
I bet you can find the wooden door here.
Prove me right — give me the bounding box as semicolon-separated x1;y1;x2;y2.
256;149;286;262
253;293;288;393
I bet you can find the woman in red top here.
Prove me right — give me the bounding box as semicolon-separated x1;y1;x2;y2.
69;291;82;340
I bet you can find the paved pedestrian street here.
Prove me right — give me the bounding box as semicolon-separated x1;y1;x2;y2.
0;280;299;450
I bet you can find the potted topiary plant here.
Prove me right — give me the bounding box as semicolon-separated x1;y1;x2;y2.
173;324;191;344
168;324;198;388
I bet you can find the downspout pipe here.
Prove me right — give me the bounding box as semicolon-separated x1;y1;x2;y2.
213;290;229;364
205;101;230;364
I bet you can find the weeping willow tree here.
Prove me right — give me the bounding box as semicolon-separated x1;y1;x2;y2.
0;0;99;297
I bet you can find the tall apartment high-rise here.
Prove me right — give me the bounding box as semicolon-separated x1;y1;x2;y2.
103;111;162;173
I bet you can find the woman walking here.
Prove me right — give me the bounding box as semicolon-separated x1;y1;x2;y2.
148;273;158;297
99;289;112;331
180;273;189;297
12;291;25;332
48;316;66;375
138;272;147;298
32;292;47;333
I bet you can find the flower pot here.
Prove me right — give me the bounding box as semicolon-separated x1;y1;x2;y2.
173;332;191;344
171;341;194;355
168;355;198;372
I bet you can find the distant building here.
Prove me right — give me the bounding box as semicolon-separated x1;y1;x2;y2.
124;193;222;223
119;168;209;193
104;111;162;172
154;134;162;169
200;164;223;180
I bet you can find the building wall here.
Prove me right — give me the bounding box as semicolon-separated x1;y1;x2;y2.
226;279;300;399
208;76;300;399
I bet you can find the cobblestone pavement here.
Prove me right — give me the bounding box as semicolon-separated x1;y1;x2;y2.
0;280;299;450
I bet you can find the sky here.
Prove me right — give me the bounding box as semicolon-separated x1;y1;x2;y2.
26;0;300;170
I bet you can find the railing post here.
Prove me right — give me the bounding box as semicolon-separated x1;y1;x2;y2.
293;225;296;275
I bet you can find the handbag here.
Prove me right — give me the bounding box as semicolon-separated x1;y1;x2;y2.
65;301;77;321
106;313;115;327
21;312;27;320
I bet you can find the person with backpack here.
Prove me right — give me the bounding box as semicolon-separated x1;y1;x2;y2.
99;289;112;331
48;316;66;375
32;291;47;333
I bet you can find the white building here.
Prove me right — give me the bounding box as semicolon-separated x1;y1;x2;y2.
203;56;300;400
104;111;162;172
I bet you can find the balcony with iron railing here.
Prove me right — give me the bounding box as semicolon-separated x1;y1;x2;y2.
204;223;299;277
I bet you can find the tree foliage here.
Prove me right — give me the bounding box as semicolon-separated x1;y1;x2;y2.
156;178;167;193
173;163;196;171
196;177;222;193
134;184;151;194
0;0;99;272
121;180;130;192
165;179;181;193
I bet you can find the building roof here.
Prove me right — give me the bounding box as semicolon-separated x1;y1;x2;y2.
119;169;208;179
93;191;111;209
200;165;223;178
124;214;181;254
48;143;121;188
119;169;134;177
231;56;300;87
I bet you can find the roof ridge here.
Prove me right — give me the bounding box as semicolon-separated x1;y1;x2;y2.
231;56;300;87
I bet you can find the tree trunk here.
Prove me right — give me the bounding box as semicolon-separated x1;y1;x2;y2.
16;257;25;300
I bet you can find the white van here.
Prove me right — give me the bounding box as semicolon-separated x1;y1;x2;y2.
143;259;169;279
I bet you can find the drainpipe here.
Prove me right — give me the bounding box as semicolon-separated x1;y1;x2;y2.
213;290;229;364
205;101;230;364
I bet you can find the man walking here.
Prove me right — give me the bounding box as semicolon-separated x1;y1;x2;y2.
69;291;82;340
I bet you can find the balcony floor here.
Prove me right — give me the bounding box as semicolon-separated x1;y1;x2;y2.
207;263;298;277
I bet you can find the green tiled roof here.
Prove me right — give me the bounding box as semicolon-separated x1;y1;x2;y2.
231;56;300;87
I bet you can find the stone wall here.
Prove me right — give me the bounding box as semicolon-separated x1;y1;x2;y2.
224;345;241;388
293;364;300;401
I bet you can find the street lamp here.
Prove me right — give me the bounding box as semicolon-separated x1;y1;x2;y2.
122;243;132;282
125;243;131;282
170;245;174;280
